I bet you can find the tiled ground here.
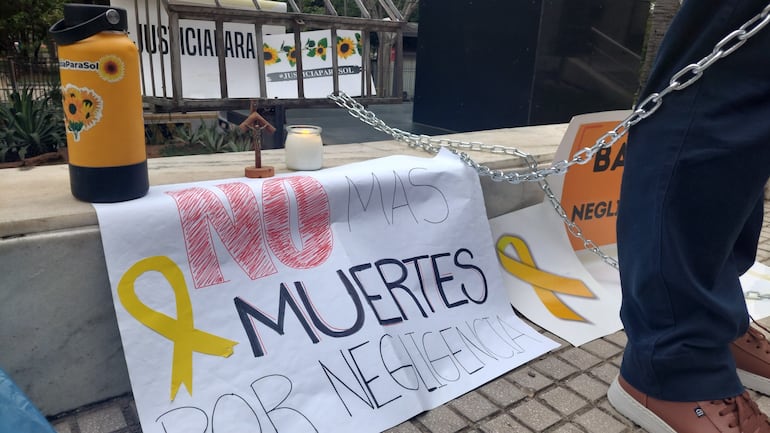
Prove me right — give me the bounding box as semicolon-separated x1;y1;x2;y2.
46;200;770;433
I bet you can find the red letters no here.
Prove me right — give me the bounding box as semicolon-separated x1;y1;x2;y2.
167;182;276;288
263;176;332;269
167;178;333;289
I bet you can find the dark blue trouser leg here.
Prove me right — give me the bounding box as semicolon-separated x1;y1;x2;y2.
617;0;770;401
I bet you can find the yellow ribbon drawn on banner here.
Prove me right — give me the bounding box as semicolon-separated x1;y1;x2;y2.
118;256;238;400
496;235;596;322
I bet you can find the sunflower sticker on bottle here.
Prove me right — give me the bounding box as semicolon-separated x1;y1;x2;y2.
61;83;103;142
97;54;125;82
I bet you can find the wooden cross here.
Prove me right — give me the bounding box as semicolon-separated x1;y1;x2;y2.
240;101;277;178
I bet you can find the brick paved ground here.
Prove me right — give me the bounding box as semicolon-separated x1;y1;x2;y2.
46;200;770;433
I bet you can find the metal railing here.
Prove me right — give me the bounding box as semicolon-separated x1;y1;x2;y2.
0;58;60;101
129;0;407;113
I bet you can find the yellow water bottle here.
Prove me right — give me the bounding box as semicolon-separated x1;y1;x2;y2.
50;4;148;202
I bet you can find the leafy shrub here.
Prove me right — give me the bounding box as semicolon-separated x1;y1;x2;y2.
144;123;179;145
0;87;65;162
197;123;228;153
166;121;261;155
226;131;255;152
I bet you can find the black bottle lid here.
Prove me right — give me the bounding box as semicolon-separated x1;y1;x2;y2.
50;4;128;46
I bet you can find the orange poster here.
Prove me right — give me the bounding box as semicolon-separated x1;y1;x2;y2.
551;111;630;251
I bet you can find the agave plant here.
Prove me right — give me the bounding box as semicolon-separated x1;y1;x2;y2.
167;120;262;156
0;87;66;162
197;122;229;153
226;127;257;152
170;122;206;148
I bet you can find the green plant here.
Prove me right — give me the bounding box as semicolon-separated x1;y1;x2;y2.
0;87;65;162
170;122;206;147
197;123;229;153
225;128;258;152
145;123;178;145
164;121;262;156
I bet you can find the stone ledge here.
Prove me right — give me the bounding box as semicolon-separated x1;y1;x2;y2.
0;124;567;239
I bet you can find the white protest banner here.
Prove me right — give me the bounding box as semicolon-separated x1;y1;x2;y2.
489;203;622;346
95;150;557;433
742;262;770;320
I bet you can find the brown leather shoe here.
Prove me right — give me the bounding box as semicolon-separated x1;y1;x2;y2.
607;375;770;433
732;325;770;395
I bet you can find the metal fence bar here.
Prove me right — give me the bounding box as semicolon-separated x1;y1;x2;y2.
323;0;338;15
0;58;60;102
292;21;305;98
156;0;169;98
144;0;159;97
133;1;406;111
133;0;147;96
362;30;371;97
215;19;228;98
253;22;267;98
330;26;340;95
167;9;184;108
392;29;403;97
378;0;403;21
352;0;371;18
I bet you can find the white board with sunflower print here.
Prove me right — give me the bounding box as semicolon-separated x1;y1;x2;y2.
111;0;287;99
111;0;371;99
262;29;373;98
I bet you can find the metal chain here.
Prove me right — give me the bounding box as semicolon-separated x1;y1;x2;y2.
331;91;623;268
745;290;770;301
329;3;770;269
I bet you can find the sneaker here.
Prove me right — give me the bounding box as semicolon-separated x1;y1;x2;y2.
732;324;770;395
607;375;770;433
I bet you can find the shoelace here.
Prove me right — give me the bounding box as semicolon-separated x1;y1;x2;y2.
745;320;770;354
715;392;770;432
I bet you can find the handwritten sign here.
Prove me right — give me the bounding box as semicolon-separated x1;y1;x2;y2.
95;151;557;433
487;111;629;345
549;111;630;250
489;203;622;346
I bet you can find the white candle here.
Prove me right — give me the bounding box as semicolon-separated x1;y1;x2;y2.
284;125;323;170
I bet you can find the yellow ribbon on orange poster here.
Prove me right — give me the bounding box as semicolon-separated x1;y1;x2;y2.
118;256;237;400
496;235;595;322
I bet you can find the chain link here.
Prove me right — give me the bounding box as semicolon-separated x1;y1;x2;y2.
745;290;770;301
329;3;770;269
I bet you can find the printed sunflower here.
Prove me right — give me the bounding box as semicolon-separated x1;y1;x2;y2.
337;36;355;59
61;84;103;142
355;33;363;55
263;44;280;65
306;38;328;60
282;43;297;66
97;54;125;82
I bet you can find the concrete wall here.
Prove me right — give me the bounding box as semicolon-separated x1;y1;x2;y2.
0;227;130;415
